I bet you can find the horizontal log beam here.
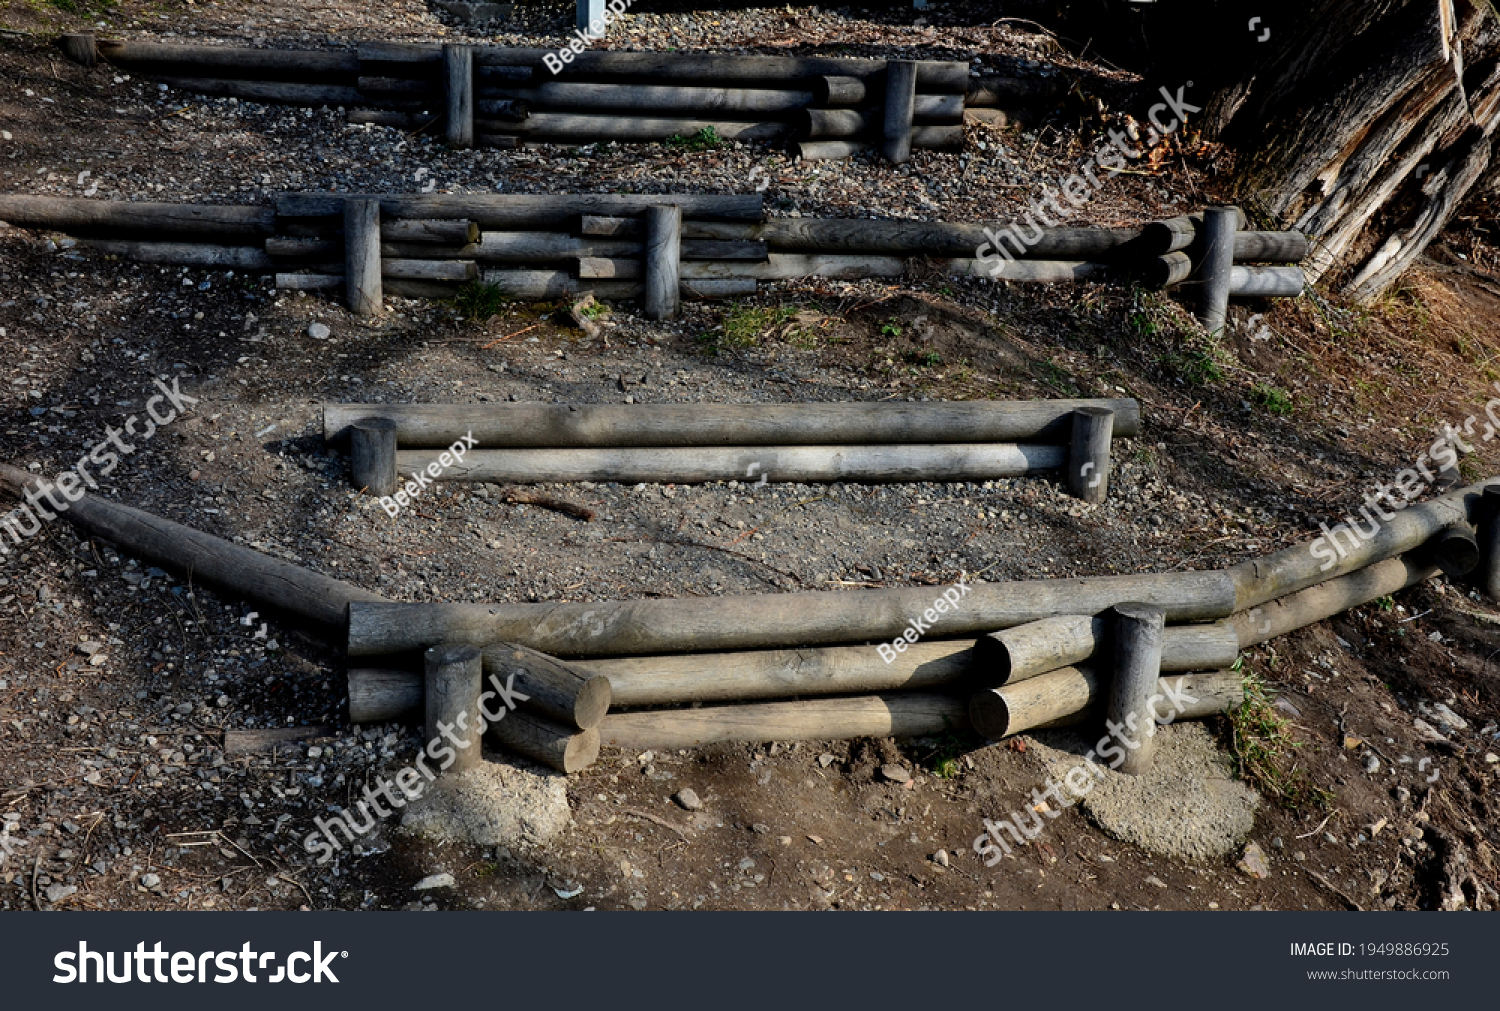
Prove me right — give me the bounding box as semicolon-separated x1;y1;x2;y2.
0;195;274;241
479;114;787;143
0;462;385;630
346;570;1240;657
322;399;1143;446
472;270;753;300
396;443;1067;486
969;669;1241;739
77;239;273;270
479;81;818;113
274;192;763;227
599;693;968;749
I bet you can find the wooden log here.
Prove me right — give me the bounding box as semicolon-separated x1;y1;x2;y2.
444;44;475;148
1234;232;1311;263
974;618;1239;685
76;239;273;271
483;643;611;730
1230;554;1440;649
471;270;752;300
348;668;422;723
804;96;963;139
274;192;763;227
486;707;599;773
1198;206;1239;332
350;417;398;497
343;198;382;316
815;76;866;105
1433;525;1480;578
599;693;968;749
382;219;479;244
358;76;434;95
404;442;1064;486
152;77;361;106
276;273;342;292
448;231;761;262
578;257;641;279
479;81;818;113
1108;603;1165;775
474;98;529;120
577;249;776;279
1229;266;1305;297
426;645;484;774
383;259;476;281
1224;481;1493;611
0;462;386;630
322;399;1144;447
97;40;360;76
481;50;970;91
347;639;971;719
476;64;533;83
968;669;1241;740
481;114;786;143
942;259;1111;283
60;34;98;68
1481;486;1500;600
1067;406;1113;503
1141;210;1251;254
677;253;906;280
348;109;439;130
0;195;275;241
345;569;1241;657
1149;251;1194;288
797;140;872;162
754;219;1140;258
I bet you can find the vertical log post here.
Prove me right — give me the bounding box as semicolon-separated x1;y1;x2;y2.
1197;206;1239;334
424;645;484;775
60;34;98;68
344;198;382;317
882;60;918;165
1479;486;1500;600
1108;602;1165;777
350;417;399;497
577;0;607;36
644;204;682;321
443;44;474;149
1067;406;1114;503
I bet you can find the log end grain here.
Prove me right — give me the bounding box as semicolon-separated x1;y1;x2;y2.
968;688;1013;740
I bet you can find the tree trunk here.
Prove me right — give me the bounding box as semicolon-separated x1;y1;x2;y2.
1055;0;1500;301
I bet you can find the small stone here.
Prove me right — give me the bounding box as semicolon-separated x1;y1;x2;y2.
1271;836;1285;850
751;823;770;834
932;849;950;868
139;873;161;889
307;746;323;759
1364;754;1380;774
1237;841;1271;879
817;754;836;768
879;763;911;784
216;695;230;708
45;884;77;903
1293;851;1307;862
672;788;703;811
1144;875;1168;889
307;322;331;340
413;873;455;891
1485;753;1499;764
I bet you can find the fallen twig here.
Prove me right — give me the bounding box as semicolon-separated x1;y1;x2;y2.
496;487;596;521
620;807;691;843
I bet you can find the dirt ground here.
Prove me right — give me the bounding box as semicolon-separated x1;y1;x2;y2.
1;1;1498;913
